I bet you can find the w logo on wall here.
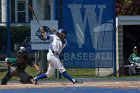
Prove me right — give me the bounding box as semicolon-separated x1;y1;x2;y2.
62;0;116;68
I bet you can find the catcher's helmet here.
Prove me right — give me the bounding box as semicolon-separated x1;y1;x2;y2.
58;29;67;34
19;46;26;52
133;46;138;50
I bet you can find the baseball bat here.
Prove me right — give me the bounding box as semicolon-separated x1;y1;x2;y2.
28;3;41;27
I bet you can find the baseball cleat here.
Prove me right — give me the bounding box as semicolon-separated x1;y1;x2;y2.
1;79;7;85
73;79;83;84
31;78;38;85
18;78;23;83
1;82;7;85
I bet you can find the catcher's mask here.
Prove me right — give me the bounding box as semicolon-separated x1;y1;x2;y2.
19;47;26;52
133;46;138;51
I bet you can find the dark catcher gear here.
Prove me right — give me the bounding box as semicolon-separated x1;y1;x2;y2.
1;50;34;85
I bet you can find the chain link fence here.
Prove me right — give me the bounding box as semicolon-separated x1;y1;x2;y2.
0;0;117;78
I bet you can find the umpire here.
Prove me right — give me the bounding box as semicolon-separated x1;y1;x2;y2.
1;46;41;85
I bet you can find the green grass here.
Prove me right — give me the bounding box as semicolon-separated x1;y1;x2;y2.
0;67;96;80
67;68;95;78
2;60;139;80
1;67;140;81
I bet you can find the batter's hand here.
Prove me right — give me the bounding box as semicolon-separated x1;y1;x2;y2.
51;27;56;33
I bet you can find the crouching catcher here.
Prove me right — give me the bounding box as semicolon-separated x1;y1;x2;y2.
1;47;41;85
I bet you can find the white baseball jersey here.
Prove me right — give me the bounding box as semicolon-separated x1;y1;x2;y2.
44;34;67;75
47;34;67;56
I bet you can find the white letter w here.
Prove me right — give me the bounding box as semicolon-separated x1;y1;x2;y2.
68;4;106;48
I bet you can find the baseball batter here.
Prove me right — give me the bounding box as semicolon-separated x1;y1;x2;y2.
32;27;83;84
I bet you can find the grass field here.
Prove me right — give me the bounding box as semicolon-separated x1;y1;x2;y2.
0;67;96;80
1;66;140;81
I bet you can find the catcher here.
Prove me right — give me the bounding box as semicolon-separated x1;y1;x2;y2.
1;46;41;85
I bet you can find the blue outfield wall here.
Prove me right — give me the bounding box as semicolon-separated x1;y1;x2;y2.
62;0;116;68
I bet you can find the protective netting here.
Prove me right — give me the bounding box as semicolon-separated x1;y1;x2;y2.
0;0;116;78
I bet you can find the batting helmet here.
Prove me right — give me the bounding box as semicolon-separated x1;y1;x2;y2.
58;29;67;34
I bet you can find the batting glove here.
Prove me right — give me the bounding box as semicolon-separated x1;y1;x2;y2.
36;70;42;76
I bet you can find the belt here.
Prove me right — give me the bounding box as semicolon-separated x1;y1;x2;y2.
49;49;59;55
52;51;59;55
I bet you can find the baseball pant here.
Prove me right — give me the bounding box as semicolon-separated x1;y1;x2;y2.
45;52;65;77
